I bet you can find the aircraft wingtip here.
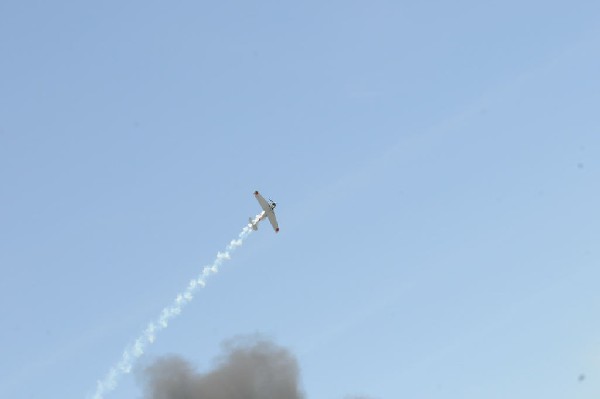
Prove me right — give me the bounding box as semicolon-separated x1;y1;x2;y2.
254;190;259;195
276;228;280;233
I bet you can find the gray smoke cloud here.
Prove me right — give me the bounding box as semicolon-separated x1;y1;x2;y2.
139;336;305;399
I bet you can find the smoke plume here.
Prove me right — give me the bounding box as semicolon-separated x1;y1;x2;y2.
140;336;304;399
90;219;260;399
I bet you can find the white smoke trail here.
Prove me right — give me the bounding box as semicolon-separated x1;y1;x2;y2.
90;218;260;399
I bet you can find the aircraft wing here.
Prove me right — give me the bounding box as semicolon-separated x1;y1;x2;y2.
266;211;279;233
254;191;279;232
254;191;271;212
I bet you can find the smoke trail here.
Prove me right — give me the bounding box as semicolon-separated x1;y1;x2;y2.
90;217;260;399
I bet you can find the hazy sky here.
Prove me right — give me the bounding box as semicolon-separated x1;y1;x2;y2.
1;1;600;398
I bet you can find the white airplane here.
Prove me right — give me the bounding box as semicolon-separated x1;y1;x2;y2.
249;190;279;233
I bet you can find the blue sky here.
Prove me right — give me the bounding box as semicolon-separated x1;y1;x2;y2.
1;1;600;398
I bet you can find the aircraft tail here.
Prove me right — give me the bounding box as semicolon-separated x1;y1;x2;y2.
249;217;258;230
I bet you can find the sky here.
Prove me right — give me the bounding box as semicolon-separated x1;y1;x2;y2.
1;1;600;398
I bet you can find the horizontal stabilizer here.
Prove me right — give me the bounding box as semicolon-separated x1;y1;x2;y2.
249;217;258;230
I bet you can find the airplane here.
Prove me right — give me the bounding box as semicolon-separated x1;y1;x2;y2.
249;190;279;233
